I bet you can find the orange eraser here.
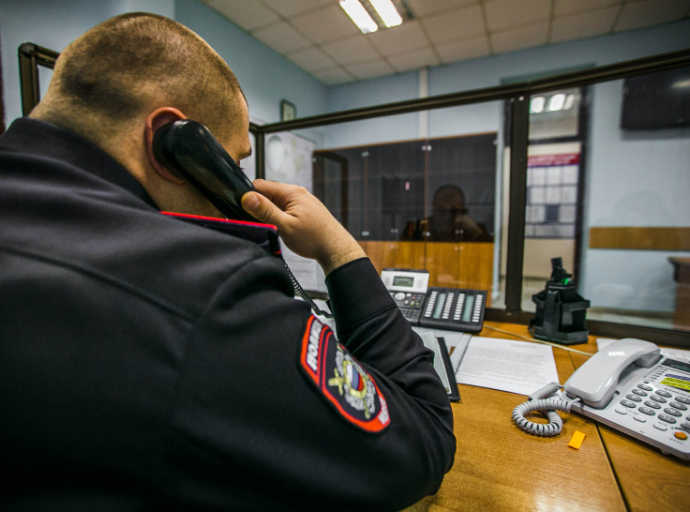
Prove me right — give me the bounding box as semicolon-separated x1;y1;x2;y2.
568;430;586;450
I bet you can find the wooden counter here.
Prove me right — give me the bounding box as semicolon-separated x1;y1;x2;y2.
405;322;690;511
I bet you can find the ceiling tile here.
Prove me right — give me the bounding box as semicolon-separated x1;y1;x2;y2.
260;0;332;18
491;21;549;54
285;46;337;72
290;5;360;44
421;4;486;45
388;48;441;72
435;35;490;63
252;21;312;53
614;0;690;32
484;0;551;32
367;21;430;57
551;7;619;43
321;35;382;65
407;0;479;17
344;58;396;80
554;0;622;18
311;66;358;85
206;0;280;31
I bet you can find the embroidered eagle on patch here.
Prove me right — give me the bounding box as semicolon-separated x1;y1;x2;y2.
299;316;390;432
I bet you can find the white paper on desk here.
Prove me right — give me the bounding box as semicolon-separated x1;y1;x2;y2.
455;337;559;396
597;338;690;362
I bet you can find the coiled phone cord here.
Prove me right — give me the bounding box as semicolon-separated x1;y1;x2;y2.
512;382;575;437
283;261;334;319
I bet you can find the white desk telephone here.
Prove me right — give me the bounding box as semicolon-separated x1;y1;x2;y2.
513;338;690;460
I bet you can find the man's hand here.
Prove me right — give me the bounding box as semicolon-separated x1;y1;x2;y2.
241;180;366;275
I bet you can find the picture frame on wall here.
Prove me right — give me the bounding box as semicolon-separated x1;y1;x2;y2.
281;100;296;122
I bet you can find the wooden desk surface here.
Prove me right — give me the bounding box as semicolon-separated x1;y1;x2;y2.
405;322;690;512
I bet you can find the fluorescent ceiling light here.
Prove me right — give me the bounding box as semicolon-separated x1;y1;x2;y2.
548;94;566;111
340;0;378;34
530;96;545;113
370;0;403;28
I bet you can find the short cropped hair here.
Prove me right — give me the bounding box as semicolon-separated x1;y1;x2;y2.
41;13;243;139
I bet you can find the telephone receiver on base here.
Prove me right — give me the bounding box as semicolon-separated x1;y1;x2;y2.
564;338;661;408
152;119;333;318
513;338;690;460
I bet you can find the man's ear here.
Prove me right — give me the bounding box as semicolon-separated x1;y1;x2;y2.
145;107;187;184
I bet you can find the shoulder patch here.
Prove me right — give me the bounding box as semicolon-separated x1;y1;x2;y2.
299;316;390;432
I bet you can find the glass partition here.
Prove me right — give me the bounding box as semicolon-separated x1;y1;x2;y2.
520;66;690;333
520;86;587;312
269;102;504;306
578;67;690;333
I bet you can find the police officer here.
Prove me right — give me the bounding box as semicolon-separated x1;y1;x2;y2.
0;13;455;511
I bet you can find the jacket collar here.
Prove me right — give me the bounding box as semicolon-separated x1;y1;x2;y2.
0;117;158;210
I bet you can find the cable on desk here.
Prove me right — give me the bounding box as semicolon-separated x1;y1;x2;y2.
482;325;592;356
512;382;576;437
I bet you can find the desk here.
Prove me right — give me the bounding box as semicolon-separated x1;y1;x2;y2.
405;321;690;511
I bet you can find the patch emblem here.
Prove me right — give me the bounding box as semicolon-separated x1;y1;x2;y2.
299;316;390;432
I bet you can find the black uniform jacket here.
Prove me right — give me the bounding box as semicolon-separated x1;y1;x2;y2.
0;119;455;511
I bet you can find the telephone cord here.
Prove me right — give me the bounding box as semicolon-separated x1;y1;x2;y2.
284;261;334;319
512;382;574;437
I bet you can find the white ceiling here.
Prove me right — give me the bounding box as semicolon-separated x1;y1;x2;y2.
200;0;690;85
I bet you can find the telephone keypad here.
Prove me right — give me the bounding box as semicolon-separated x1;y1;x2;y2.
620;400;637;408
656;390;672;398
639;407;656;415
650;395;667;403
644;400;661;409
671;402;687;411
681;422;690;430
632;388;648;397
675;396;690;405
658;414;677;424
626;394;642;402
638;384;653;391
664;408;682;417
419;287;486;333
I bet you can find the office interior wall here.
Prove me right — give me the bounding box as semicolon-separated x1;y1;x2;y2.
174;0;327;127
322;20;690;314
0;0;120;124
580;79;690;313
0;0;328;134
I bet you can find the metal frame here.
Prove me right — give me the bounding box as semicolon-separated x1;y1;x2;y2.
18;43;59;116
19;43;690;345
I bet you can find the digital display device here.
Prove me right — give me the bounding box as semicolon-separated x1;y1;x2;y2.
393;276;415;288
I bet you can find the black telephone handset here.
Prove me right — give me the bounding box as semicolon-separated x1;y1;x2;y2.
152;120;257;222
153;119;333;318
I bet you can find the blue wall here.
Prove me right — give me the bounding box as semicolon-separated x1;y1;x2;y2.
0;0;327;129
174;0;327;125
